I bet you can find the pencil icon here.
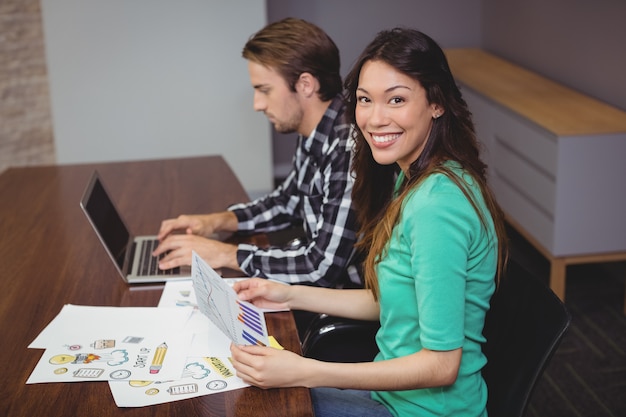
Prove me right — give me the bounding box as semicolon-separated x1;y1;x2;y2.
150;342;168;374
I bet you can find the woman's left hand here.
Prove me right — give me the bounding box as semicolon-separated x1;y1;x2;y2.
229;343;310;388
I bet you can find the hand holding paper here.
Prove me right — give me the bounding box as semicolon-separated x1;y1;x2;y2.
230;278;291;312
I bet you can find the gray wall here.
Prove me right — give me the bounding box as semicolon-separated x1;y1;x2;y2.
41;0;272;195
267;0;626;177
267;0;483;178
483;0;626;112
268;0;482;78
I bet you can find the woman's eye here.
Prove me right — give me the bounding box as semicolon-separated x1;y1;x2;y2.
390;97;404;104
357;95;370;103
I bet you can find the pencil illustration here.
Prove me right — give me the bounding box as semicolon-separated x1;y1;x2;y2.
149;342;168;374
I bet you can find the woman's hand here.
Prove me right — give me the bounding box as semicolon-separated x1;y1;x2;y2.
230;343;311;388
233;278;292;311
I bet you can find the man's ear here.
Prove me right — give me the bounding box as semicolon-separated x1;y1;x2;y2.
295;72;318;98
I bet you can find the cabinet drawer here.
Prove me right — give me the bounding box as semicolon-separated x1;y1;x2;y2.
491;174;554;251
490;105;558;178
465;89;558;218
492;134;555;218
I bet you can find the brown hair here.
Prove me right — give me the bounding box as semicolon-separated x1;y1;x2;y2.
242;17;342;101
344;28;508;299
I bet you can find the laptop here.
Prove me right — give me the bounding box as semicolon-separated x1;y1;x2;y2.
79;170;191;283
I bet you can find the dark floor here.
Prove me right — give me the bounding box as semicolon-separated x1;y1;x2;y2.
508;226;626;417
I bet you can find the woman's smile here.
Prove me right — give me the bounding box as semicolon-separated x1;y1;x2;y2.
356;60;442;173
370;132;402;148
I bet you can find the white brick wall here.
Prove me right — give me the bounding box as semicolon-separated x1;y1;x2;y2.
0;0;55;174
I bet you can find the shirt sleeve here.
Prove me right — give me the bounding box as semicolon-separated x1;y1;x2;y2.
228;141;304;234
231;135;359;287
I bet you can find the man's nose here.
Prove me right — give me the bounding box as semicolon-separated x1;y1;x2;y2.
253;92;266;112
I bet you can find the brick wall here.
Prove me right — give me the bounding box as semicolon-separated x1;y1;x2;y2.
0;0;55;174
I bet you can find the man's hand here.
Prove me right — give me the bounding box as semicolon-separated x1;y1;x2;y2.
153;234;240;271
156;211;239;241
156;214;215;240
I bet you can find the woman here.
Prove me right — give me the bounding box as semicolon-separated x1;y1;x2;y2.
230;27;508;417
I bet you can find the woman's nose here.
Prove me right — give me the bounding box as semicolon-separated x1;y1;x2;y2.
369;104;389;126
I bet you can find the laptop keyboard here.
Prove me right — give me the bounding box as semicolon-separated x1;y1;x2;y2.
139;239;181;276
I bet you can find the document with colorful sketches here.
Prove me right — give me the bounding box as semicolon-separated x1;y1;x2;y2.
108;355;248;407
106;273;285;408
191;251;270;347
26;305;194;383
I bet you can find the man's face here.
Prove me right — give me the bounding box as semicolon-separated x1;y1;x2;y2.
247;61;303;134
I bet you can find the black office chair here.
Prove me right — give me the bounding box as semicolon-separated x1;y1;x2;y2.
482;259;570;417
301;259;570;417
301;313;380;363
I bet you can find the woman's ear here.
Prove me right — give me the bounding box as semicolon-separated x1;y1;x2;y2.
431;104;445;119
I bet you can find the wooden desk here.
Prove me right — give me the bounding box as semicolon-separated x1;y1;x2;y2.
0;156;314;417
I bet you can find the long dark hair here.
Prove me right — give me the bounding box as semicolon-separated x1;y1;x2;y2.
344;28;508;299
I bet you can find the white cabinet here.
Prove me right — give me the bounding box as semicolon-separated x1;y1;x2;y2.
463;88;626;257
446;48;626;305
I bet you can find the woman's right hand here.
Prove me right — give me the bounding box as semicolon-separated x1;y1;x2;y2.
233;278;292;311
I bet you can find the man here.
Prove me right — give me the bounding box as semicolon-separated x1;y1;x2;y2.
153;18;361;290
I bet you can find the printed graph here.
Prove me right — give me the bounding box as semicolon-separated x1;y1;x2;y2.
237;302;266;346
191;252;269;347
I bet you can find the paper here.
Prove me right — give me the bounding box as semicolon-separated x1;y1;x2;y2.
26;259;282;406
158;277;288;313
26;305;194;383
29;304;194;349
191;252;270;347
109;355;248;407
106;278;259;407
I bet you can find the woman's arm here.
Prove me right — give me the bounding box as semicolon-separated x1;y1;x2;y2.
230;344;462;390
234;278;380;321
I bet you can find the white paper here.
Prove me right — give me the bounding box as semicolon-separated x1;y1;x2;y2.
108;355;248;407
158;278;288;313
26;305;195;383
191;252;270;346
29;305;194;349
107;276;255;407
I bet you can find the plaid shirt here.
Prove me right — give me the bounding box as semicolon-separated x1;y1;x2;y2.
229;95;361;287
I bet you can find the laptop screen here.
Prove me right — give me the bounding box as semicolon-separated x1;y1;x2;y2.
81;172;130;272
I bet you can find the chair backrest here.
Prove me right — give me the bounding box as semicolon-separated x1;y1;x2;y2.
482;259;571;417
301;314;380;363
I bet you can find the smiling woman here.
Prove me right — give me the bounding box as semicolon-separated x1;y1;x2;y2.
225;28;510;417
355;60;443;172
